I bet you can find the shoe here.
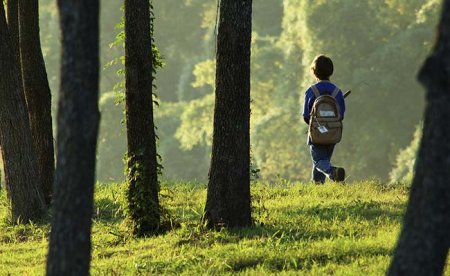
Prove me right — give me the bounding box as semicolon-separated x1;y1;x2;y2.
331;167;345;182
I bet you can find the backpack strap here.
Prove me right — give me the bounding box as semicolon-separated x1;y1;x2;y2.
331;86;340;98
311;85;321;98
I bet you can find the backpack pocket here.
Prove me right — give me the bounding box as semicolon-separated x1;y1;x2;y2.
309;120;343;145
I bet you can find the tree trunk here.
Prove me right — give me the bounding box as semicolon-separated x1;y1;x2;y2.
3;0;19;198
5;1;25;196
204;0;253;228
0;1;46;223
124;0;160;236
46;0;99;275
18;0;54;206
388;1;450;275
6;0;23;81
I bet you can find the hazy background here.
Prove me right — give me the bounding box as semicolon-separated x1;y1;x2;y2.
26;0;440;184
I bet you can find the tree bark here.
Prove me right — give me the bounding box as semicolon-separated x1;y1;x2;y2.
18;0;54;206
6;0;23;81
204;0;253;228
0;1;46;223
46;0;100;275
388;1;450;275
124;0;160;236
5;1;24;192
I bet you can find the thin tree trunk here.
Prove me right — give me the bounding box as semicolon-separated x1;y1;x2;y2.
124;0;160;236
18;0;54;206
204;0;253;228
46;0;100;275
388;1;450;274
0;1;46;223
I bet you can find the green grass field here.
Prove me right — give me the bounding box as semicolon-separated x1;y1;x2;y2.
0;181;448;275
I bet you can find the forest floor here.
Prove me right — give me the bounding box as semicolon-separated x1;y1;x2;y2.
0;180;448;275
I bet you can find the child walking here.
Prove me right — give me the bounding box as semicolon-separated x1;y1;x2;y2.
302;55;346;183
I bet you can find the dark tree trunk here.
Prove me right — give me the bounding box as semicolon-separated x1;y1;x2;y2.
388;1;450;275
6;0;23;80
124;0;160;236
18;0;54;206
5;0;25;195
3;0;22;198
0;1;46;223
204;0;253;228
46;0;99;275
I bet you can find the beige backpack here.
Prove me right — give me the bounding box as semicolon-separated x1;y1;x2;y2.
308;85;343;145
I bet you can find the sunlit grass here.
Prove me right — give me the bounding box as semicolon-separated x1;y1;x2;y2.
0;181;448;275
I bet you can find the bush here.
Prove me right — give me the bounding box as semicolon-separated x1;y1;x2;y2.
389;123;422;185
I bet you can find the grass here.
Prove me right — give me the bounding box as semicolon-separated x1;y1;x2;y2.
0;180;448;275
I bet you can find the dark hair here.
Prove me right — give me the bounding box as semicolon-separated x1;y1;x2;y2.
311;55;334;80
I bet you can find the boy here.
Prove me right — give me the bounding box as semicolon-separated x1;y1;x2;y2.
302;55;346;183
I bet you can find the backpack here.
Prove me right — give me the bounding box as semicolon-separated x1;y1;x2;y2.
308;84;343;145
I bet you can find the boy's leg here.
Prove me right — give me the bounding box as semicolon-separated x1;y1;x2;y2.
310;144;335;180
310;146;326;183
325;145;345;181
312;164;326;183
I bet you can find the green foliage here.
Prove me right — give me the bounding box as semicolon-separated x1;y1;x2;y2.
4;180;448;274
156;102;211;180
191;59;215;89
280;0;439;180
172;0;439;181
37;1;439;182
175;94;214;150
389;123;423;185
97;92;126;182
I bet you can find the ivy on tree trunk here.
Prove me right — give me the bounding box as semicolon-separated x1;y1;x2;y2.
124;0;160;236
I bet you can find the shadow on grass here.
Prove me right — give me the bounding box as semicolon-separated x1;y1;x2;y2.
221;201;398;273
227;199;405;242
174;201;404;256
295;200;405;222
224;244;391;272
